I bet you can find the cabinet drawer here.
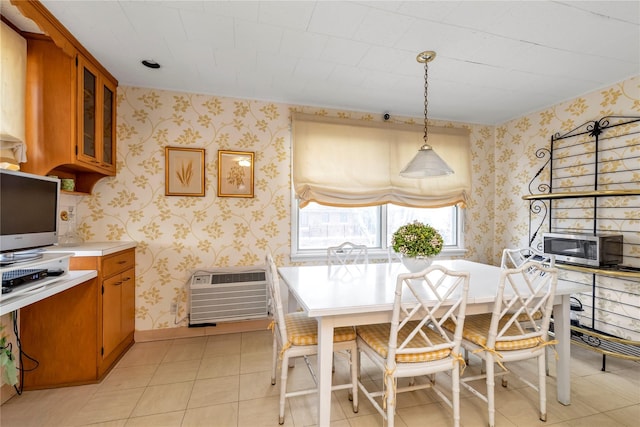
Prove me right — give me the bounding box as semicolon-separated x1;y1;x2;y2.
102;249;135;277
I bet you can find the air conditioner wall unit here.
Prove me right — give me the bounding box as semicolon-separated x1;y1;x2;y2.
189;268;268;326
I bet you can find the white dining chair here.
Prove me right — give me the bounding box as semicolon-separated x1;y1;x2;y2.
501;246;555;269
356;265;470;427
501;246;556;375
445;261;558;427
265;253;359;425
327;241;369;266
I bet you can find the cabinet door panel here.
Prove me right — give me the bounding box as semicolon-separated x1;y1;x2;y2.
102;273;122;359
80;63;97;160
102;82;115;168
20;278;98;388
121;268;135;337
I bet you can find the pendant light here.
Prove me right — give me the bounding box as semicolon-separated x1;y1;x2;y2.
400;51;454;178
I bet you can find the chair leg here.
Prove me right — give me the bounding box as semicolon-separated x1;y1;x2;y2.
279;353;289;425
452;363;461;427
538;353;547;422
545;346;550;376
271;336;278;386
385;372;395;427
486;358;496;427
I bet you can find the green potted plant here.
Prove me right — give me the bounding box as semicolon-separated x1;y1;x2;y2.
391;220;444;272
0;325;18;386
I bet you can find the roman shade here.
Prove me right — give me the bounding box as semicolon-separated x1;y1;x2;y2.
292;113;471;208
1;22;26;146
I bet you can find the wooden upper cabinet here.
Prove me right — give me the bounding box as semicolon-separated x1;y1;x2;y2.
21;36;117;193
12;0;118;194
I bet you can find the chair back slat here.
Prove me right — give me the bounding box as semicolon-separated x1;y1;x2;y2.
501;247;555;269
488;261;558;348
387;265;470;365
265;253;288;341
327;242;369;266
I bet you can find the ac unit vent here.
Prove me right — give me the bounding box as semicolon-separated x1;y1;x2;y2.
210;272;265;284
189;268;267;326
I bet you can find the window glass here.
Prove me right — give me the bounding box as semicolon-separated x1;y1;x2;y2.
297;203;379;249
387;205;457;246
296;202;458;252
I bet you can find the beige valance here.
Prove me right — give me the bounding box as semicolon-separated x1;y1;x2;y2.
292;113;471;209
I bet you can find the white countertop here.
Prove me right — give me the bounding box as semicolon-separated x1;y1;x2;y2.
45;241;137;257
1;270;97;314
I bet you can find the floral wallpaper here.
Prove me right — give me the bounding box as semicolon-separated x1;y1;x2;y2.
65;87;492;331
67;76;638;336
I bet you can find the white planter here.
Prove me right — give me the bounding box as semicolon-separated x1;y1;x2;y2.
401;256;433;273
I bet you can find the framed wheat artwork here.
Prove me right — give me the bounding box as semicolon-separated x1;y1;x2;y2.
217;150;254;197
165;147;205;196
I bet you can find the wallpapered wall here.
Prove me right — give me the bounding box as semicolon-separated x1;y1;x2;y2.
65;88;493;331
68;76;638;333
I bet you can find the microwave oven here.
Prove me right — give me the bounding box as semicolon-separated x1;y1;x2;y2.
542;232;623;267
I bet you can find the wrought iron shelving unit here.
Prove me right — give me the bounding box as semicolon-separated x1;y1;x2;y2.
523;115;640;370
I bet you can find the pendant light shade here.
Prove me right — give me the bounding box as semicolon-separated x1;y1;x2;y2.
399;144;454;177
400;51;454;178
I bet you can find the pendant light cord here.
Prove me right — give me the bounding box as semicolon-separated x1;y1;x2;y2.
423;60;429;145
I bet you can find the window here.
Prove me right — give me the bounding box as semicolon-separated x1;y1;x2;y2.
290;113;470;261
292;202;464;261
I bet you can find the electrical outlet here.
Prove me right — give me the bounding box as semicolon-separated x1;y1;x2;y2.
170;302;177;315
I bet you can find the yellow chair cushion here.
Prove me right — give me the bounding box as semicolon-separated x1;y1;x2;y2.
284;312;356;346
356;322;451;363
516;310;543;322
444;313;540;351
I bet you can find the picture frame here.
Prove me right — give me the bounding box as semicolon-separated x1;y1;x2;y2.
217;150;255;198
165;147;205;196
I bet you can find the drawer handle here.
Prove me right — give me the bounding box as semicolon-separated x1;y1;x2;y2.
117;260;127;265
122;277;131;282
113;281;122;286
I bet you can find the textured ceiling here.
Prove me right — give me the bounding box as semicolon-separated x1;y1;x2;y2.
3;0;639;124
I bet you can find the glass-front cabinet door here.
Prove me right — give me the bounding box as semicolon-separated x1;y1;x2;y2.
77;56;116;174
102;83;115;167
80;62;97;161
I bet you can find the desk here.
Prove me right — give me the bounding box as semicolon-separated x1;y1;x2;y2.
1;253;97;314
278;259;584;426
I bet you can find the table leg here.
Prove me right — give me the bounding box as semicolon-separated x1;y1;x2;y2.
287;288;297;313
317;316;335;426
554;295;571;405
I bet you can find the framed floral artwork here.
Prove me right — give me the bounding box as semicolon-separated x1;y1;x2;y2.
165;147;205;196
217;150;254;198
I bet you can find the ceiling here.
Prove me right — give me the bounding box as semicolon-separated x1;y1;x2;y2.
2;1;639;125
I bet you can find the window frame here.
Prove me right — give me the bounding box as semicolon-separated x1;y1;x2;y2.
290;199;466;263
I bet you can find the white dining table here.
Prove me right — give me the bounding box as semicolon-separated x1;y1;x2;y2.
277;259;584;426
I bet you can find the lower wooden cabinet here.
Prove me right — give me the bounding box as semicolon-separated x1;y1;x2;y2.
20;277;99;389
19;248;135;389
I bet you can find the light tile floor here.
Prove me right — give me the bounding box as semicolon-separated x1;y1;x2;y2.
1;330;638;426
